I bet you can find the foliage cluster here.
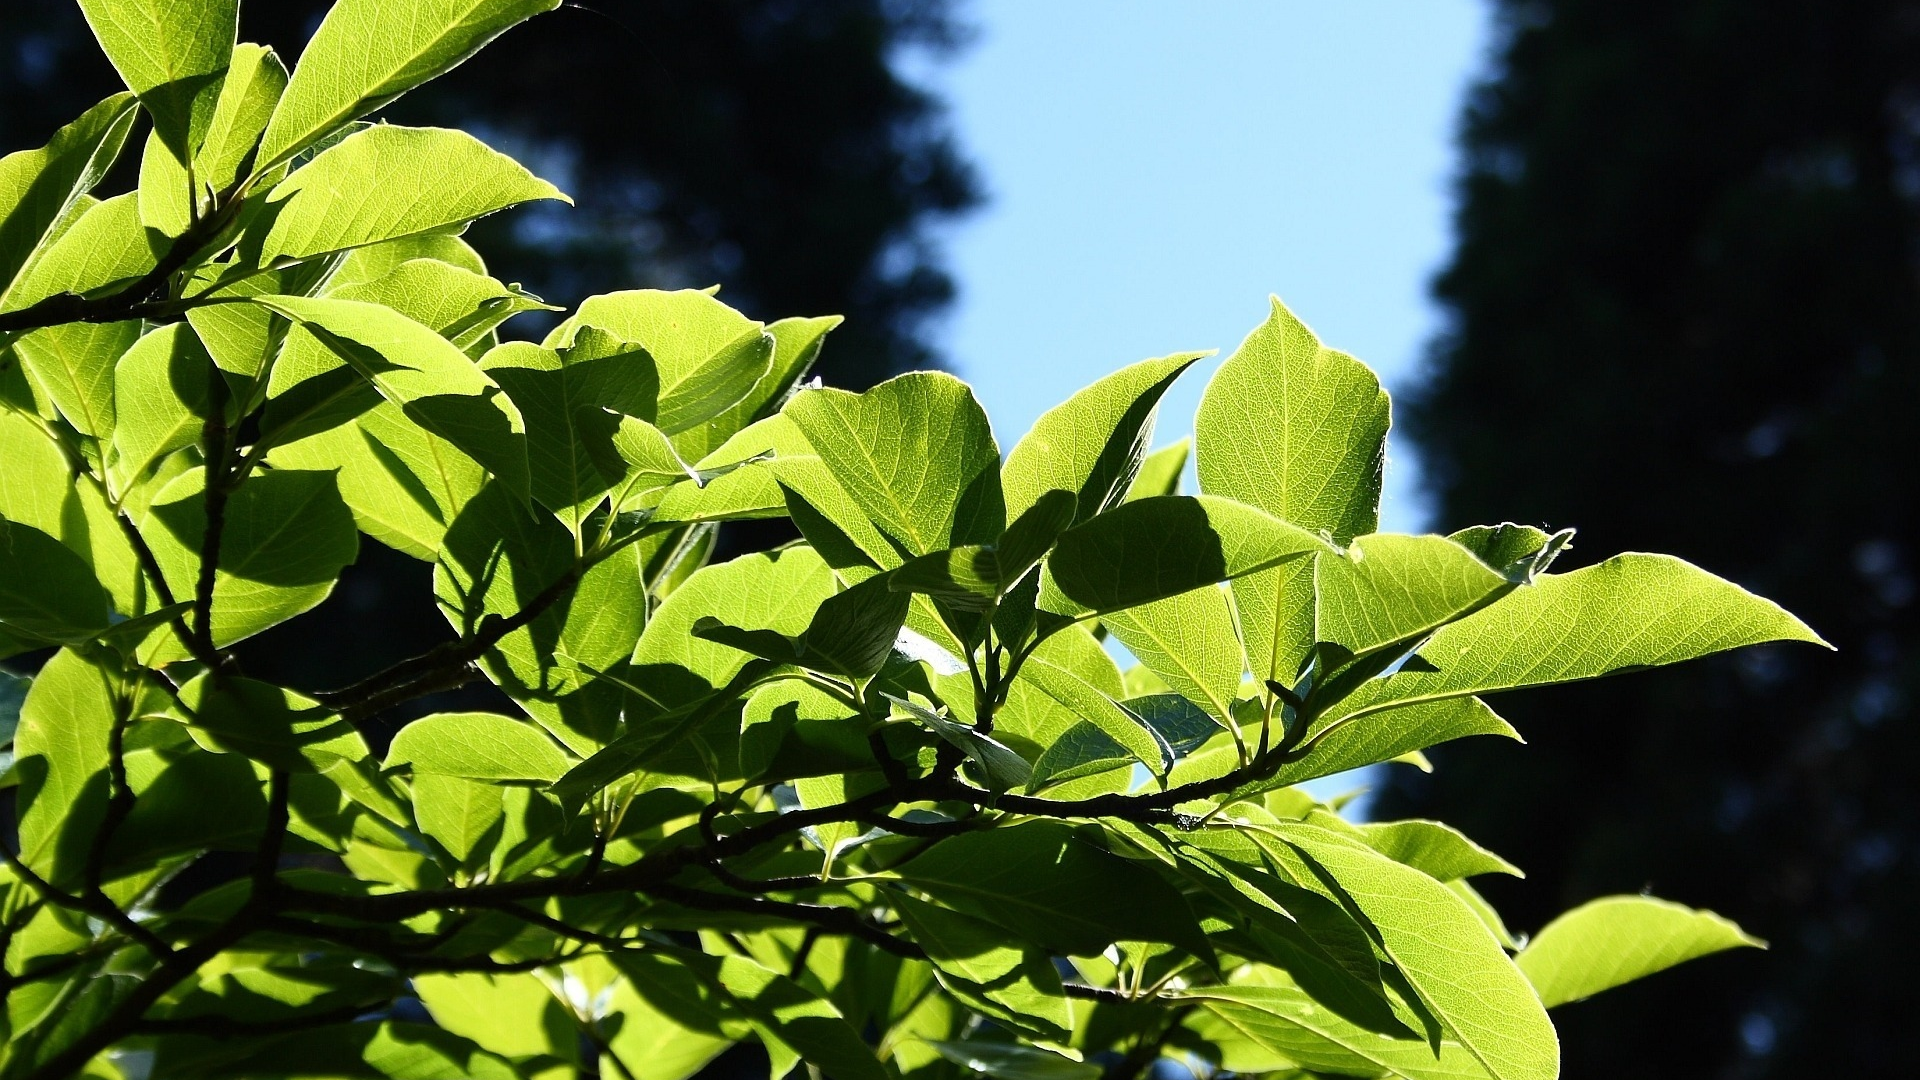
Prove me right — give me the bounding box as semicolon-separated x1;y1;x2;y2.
0;3;1825;1080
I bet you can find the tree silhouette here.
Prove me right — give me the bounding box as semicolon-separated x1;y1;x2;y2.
1390;2;1920;1076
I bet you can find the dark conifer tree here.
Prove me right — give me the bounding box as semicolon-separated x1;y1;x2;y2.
1389;2;1919;1076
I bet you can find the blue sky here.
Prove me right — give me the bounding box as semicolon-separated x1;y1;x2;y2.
926;0;1489;534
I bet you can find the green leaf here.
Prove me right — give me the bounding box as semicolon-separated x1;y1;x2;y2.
328;257;555;351
1317;554;1830;732
256;294;532;501
925;1041;1099;1080
173;674;371;775
9;319;137;441
1002;352;1206;526
545;289;779;448
1198;298;1390;689
10;650;119;887
109;323;213;493
77;0;238;164
895;821;1209;956
256;126;566;264
1103;584;1242;727
1182;981;1493;1080
193;42;289;191
1018;626;1171;776
257;0;562;171
1447;523;1573;584
1515;896;1763;1008
432;482;639;752
6;192;150;440
676;312;840;464
1265;696;1520;789
633;546;837;703
414;970;577;1064
1343;815;1522;881
0;518;113;643
406;773;503;864
891;489;1077;608
786;371;1004;555
1259;821;1558;1080
4;190;155;312
1314;533;1511;659
602;954;739;1080
1042;495;1328;616
268;404;485;560
892;895;1073;1042
479;331;661;529
0;92;138;300
0;410;147;623
143;466;359;646
386;711;574;782
1125;439;1189;502
803;571;913;679
1197;296;1388;542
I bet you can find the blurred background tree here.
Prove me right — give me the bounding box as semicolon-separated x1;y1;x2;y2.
1385;1;1918;1077
0;0;977;723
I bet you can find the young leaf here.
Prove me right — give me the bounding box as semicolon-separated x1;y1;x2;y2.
1197;296;1388;543
76;0;238;165
1001;351;1206;525
386;712;574;783
1313;533;1511;659
786;371;1004;554
1198;297;1389;690
256;126;566;264
1317;554;1830;732
1042;495;1328;616
256;0;563;171
1515;896;1763;1008
0;92;138;300
194;42;289;191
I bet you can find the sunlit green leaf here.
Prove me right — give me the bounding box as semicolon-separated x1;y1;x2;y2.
1516;896;1762;1008
257;0;562;170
